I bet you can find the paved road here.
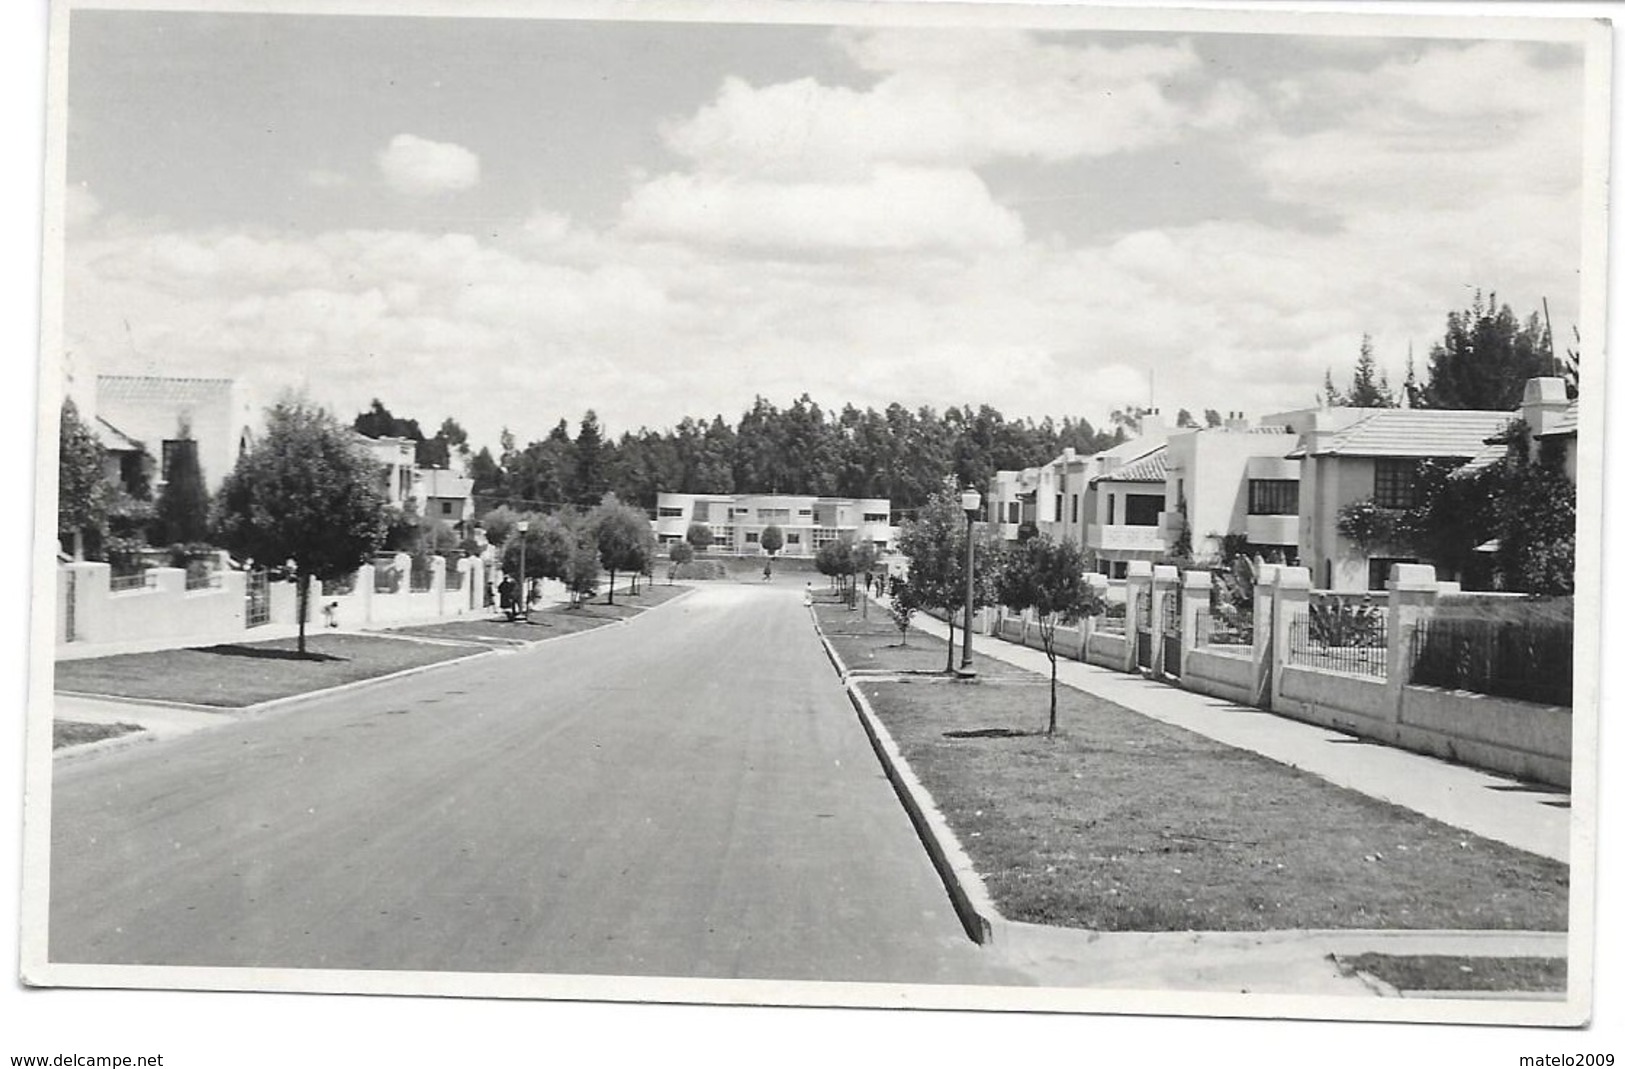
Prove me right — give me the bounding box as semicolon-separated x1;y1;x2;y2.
50;584;1027;985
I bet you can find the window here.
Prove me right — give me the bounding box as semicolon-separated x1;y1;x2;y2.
693;501;711;522
1124;494;1162;527
798;508;812;517
1070;495;1079;523
1007;502;1019;524
745;531;760;544
787;532;801;544
1248;480;1299;516
1373;459;1419;509
657;506;684;518
1107;495;1116;525
160;439;195;482
1054;494;1063;522
440;501;455;517
759;507;791;521
1368;557;1417;591
863;512;887;523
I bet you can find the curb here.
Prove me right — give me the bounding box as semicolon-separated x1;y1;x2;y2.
810;606;1002;945
51;724;157;764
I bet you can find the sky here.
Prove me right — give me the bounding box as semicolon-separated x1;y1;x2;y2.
59;6;1594;454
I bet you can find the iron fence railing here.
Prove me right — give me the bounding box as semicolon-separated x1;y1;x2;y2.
1410;616;1573;707
1096;603;1128;635
109;570;154;593
1193;608;1253;653
184;567;222;591
409;561;434;593
444;568;464;592
1287;610;1388;679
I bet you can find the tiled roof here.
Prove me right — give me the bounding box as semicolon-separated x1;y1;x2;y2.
1096;446;1168;484
97;375;235;404
1300;409;1510;459
1452;440;1508;478
1535;401;1579;438
94;416;144;452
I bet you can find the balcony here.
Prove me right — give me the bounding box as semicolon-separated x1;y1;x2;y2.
1087;524;1166;553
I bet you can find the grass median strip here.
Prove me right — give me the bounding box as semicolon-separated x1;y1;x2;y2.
1338;954;1566;993
390;584;687;646
825;608;1568;933
54;633;482;708
54;721;144;749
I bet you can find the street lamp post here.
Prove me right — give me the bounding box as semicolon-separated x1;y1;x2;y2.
516;519;530;621
960;487;981;675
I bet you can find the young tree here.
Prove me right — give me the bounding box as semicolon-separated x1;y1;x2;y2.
589;493;650;604
668;539;695;582
153;421;211;546
213;400;388;654
58;398;109;560
896;479;1005;673
995;534;1103;735
888;579;919;646
686;521;714;555
760;524;784;557
564;538;601;607
500;513;575;588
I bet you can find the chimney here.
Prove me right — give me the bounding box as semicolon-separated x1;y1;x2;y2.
1521;377;1568;436
1224;411;1249;432
1137;407;1167;439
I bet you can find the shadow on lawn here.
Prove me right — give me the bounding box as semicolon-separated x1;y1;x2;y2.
194;644;346;663
943;727;1038;740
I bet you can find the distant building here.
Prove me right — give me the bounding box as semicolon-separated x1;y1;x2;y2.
91;375;257;494
416;467;475;531
355;434;417;509
652;492;894;556
1162;416;1301;565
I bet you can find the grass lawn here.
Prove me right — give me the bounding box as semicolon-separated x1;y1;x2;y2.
54;633;483;708
1339;954;1566;993
54;720;143;749
859;673;1568;933
391;583;687;645
815;602;1025;679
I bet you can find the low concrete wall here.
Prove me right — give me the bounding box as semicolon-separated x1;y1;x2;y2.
1182;648;1253;705
1398;686;1571;787
1277;665;1392;736
1085;632;1127;669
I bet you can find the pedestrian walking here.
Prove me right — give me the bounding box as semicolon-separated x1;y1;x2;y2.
498;575;517;621
803;582;813;608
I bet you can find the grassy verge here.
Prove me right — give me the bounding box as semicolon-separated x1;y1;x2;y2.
54;721;143;749
1339;954;1566;993
815;602;1025;679
54;633;482;708
858;668;1568;932
391;583;686;645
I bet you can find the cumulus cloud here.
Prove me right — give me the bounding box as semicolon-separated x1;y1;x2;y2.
376;134;481;195
662;30;1249;178
618;165;1024;254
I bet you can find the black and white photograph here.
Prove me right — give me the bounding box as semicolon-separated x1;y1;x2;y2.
6;0;1619;1063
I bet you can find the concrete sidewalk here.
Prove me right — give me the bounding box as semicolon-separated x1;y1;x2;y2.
895;600;1570;863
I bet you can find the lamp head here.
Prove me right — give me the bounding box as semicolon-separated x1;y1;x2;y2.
960;489;982;516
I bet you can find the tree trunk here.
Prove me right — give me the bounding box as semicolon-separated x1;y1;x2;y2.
1044;625;1059;735
607;568;616;604
296;571;310;656
945;613;956;674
